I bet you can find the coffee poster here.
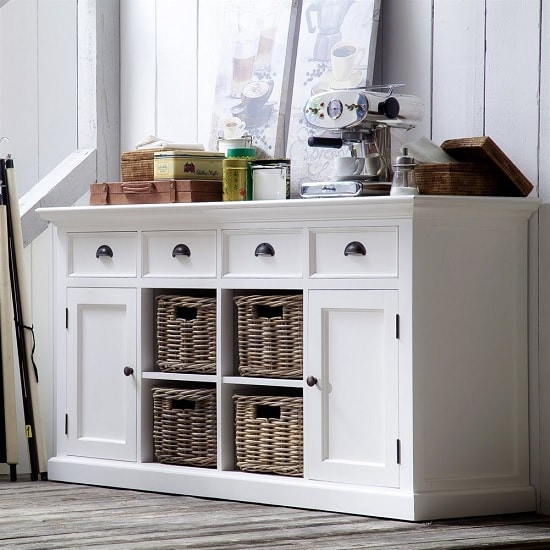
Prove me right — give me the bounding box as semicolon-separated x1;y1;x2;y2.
286;0;380;195
209;0;300;159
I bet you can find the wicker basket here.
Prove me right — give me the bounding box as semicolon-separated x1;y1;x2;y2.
234;294;303;379
415;162;504;196
152;387;217;467
121;149;161;182
233;394;303;477
156;295;216;374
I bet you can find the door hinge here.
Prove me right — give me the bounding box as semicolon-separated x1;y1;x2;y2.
65;308;68;329
65;414;68;435
396;439;401;464
395;314;400;339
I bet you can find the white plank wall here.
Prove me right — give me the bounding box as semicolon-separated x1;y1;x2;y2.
2;0;550;516
432;0;485;142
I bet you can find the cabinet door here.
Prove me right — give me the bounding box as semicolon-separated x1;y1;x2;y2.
66;288;137;461
306;290;399;487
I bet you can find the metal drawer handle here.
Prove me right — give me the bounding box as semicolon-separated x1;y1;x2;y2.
96;244;113;258
306;376;318;387
172;243;191;257
344;241;366;256
254;242;275;257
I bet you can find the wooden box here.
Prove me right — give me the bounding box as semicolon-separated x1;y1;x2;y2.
90;180;222;205
416;136;533;197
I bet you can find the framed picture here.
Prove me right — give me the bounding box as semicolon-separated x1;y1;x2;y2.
285;0;381;195
209;0;300;159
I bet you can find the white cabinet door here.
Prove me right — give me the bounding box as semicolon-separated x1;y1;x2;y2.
66;288;137;461
306;290;399;487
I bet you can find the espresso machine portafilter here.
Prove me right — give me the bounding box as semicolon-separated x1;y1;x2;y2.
301;87;423;197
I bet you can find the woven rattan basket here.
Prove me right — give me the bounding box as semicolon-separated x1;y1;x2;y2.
156;295;216;374
233;394;303;477
152;387;217;467
415;162;504;195
121;149;161;181
234;294;303;379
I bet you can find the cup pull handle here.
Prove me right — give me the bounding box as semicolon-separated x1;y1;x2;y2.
96;244;113;258
344;241;366;256
172;243;191;257
255;242;275;257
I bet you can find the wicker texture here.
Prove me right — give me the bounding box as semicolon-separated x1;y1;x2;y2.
233;395;303;477
152;387;217;467
121;150;161;181
416;162;503;196
234;294;303;379
156;295;216;373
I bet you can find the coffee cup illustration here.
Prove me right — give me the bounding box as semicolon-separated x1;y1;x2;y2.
241;79;274;118
330;41;365;82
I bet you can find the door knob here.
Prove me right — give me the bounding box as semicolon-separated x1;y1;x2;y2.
306;375;318;387
123;366;134;376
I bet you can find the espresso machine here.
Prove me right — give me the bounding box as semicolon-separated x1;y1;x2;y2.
301;86;423;197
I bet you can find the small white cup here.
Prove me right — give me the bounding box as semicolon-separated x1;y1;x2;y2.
334;156;365;176
331;42;365;82
223;117;246;139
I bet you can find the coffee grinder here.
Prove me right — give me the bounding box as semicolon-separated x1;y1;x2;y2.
300;86;423;197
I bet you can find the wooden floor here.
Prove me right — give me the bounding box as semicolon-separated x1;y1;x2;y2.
2;478;550;549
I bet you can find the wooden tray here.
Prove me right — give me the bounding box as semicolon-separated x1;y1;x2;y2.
90;179;222;205
440;136;533;197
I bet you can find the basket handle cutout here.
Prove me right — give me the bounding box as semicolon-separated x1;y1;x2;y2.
255;305;284;319
256;405;281;420
175;306;197;321
171;399;196;411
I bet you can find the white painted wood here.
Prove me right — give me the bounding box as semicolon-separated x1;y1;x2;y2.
306;289;399;487
432;0;485;142
38;196;537;521
120;0;158;152
38;1;77;178
0;0;39;196
156;0;198;143
484;0;539;189
19;149;97;246
536;0;550;515
66;287;137;461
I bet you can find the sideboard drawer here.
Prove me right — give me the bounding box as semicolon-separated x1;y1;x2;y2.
67;232;137;277
142;230;216;278
222;229;303;278
310;226;398;277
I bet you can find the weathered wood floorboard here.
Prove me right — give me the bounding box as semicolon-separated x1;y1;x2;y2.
1;478;550;549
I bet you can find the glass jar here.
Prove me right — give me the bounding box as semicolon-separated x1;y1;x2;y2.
390;147;418;196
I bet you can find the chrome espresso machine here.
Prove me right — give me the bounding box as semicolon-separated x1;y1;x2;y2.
301;86;423;197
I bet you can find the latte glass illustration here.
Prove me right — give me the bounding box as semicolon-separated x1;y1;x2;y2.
330;42;365;82
231;31;258;98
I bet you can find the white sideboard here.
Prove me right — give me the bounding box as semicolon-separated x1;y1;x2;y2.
38;195;539;521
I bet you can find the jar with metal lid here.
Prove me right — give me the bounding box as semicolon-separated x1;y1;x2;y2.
223;147;255;201
390;147;418;196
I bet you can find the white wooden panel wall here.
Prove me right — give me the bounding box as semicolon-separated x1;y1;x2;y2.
120;0;222;152
0;0;77;196
432;0;485;142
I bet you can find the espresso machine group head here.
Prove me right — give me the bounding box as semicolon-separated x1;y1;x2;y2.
301;86;423;197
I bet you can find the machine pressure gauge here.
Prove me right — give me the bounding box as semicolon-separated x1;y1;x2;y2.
327;99;343;120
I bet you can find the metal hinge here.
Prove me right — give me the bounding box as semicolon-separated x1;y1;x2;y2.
65;414;68;435
396;439;401;464
395;314;400;339
65;308;68;329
